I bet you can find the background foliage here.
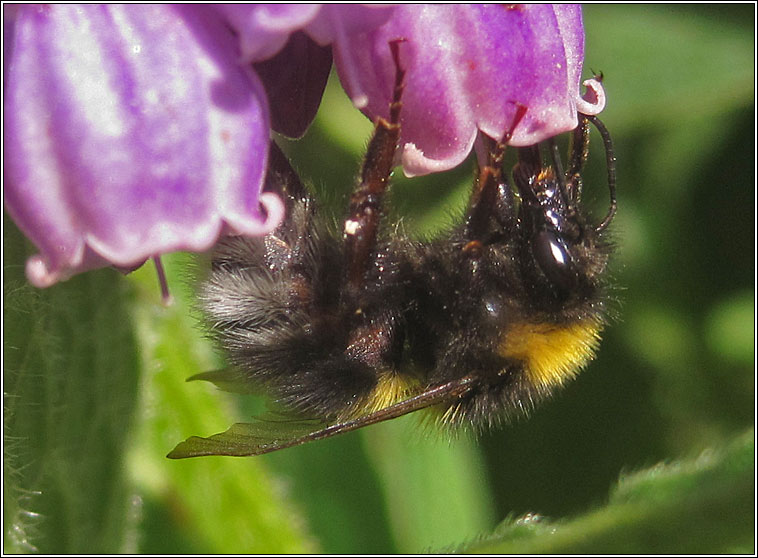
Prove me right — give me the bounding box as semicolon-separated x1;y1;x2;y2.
4;5;754;553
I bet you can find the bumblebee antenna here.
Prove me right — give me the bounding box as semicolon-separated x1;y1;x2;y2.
584;114;617;232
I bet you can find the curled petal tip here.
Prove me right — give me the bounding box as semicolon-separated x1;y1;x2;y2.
221;191;285;238
400;139;473;178
26;255;64;288
257;192;287;233
398;143;429;178
351;93;369;110
577;77;607;115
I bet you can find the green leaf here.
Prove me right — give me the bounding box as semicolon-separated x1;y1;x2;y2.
462;430;755;554
363;416;496;553
4;219;140;554
704;290;755;366
124;255;316;553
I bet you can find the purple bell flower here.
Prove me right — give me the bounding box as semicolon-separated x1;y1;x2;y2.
4;5;283;288
332;4;605;176
3;4;396;290
4;4;604;290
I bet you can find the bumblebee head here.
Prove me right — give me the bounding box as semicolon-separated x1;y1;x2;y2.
510;116;616;312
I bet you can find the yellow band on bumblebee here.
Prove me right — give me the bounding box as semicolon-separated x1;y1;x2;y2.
500;319;603;391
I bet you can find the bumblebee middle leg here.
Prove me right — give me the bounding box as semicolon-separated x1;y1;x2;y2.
201;40;424;422
343;39;406;300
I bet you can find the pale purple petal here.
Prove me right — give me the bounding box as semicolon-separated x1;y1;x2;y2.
216;4;321;62
333;4;604;177
3;5;20;85
303;5;396;45
303;5;396;109
219;4;396;63
4;5;282;288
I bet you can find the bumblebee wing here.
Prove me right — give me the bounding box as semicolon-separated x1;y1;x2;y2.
167;376;476;458
187;368;261;395
166;416;324;458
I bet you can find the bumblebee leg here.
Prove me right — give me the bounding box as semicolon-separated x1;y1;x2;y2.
585;115;618;232
464;105;527;244
331;40;417;416
201;42;415;423
343;39;406;296
565;115;591;203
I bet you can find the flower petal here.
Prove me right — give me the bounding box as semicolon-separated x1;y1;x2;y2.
216;4;322;63
303;5;397;45
4;5;281;287
219;4;396;63
333;4;602;176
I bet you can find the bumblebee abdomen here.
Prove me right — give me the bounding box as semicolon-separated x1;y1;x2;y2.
200;198;423;421
498;319;603;392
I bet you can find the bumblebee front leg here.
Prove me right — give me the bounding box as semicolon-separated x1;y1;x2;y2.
343;39;406;297
464;105;527;246
565;115;591;203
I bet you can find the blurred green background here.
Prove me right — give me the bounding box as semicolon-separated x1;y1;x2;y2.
4;5;754;554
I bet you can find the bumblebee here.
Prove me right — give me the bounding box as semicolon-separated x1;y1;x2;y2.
168;43;617;458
